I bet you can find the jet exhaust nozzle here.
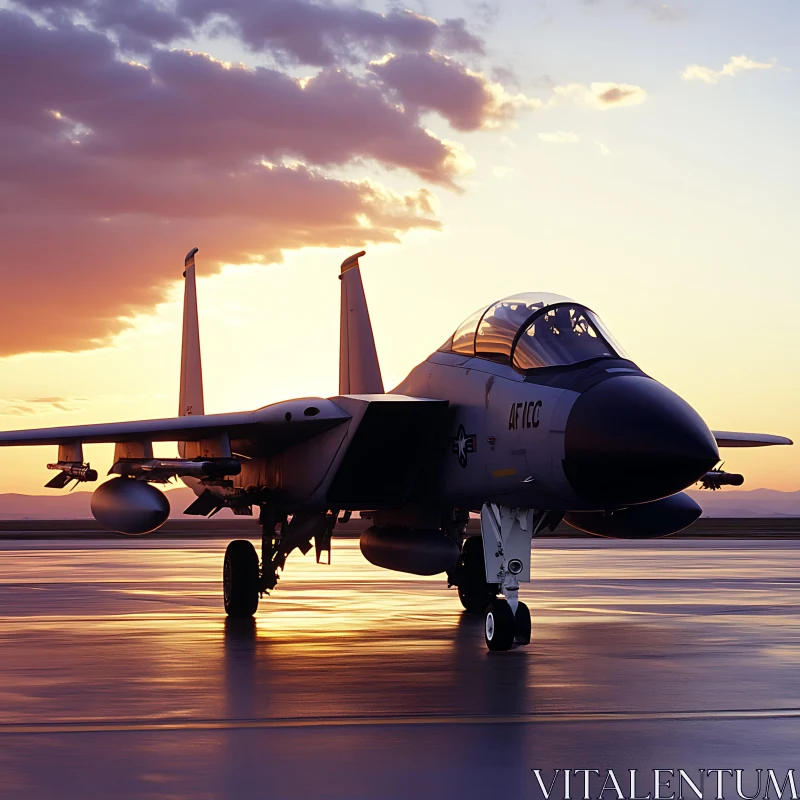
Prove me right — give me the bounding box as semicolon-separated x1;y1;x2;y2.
564;492;702;539
90;477;170;535
360;526;460;576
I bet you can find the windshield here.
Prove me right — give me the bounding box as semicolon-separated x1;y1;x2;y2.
512;304;624;370
476;295;552;362
447;292;572;358
441;294;627;369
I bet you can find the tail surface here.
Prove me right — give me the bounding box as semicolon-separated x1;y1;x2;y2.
179;247;204;418
178;248;204;459
339;251;384;395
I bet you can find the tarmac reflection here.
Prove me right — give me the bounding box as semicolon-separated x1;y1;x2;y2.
0;537;799;798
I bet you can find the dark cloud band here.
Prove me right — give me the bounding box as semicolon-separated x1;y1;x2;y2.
0;5;497;355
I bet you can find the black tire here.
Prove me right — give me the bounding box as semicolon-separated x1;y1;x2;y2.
457;536;499;614
223;540;260;618
514;601;531;645
484;598;515;651
458;584;496;614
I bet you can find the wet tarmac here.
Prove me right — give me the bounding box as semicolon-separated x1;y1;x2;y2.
1;533;800;799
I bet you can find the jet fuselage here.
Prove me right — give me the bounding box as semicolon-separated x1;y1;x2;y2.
393;351;720;513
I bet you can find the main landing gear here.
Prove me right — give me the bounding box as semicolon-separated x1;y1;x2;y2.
452;535;499;614
223;540;260;617
223;507;336;618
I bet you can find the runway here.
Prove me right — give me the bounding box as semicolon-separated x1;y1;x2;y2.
2;532;800;799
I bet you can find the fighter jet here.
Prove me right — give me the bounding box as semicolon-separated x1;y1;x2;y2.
0;250;792;650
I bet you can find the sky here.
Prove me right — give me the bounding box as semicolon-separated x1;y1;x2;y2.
0;0;797;494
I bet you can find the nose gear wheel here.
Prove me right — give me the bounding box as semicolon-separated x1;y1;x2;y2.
514;601;531;645
484;598;515;651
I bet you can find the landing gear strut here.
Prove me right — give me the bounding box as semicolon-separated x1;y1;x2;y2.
258;507;285;595
256;507;335;594
222;507;336;617
478;504;542;651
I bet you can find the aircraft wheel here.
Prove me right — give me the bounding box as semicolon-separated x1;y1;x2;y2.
458;583;495;614
223;540;260;618
514;601;531;645
484;598;515;651
457;536;499;614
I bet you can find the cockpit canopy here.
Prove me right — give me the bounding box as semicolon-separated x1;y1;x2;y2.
441;292;627;371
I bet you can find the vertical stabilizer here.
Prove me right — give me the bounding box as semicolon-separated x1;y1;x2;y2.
339;251;384;395
179;247;204;417
178;248;204;459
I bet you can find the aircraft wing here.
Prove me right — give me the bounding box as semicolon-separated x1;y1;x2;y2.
0;398;350;453
712;430;794;448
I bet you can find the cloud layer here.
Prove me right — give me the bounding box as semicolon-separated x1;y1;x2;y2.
0;5;506;356
0;397;79;416
682;55;775;84
550;81;648;109
371;52;539;131
13;0;485;63
1;1;649;357
538;131;580;143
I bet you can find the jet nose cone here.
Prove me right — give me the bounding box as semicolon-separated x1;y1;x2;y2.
564;376;719;505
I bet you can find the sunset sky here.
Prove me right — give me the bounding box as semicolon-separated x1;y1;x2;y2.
0;0;797;493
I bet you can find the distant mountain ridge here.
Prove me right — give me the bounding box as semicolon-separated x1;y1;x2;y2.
0;487;199;519
685;489;800;518
0;487;797;519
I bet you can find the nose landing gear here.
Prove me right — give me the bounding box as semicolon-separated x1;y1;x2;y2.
478;504;548;651
483;598;532;650
484;597;514;650
513;600;531;645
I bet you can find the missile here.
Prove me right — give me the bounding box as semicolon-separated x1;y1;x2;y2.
110;457;241;480
140;458;242;478
45;461;98;489
699;469;745;490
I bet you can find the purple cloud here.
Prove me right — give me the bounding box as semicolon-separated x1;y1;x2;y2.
371;51;537;131
12;0;484;62
0;10;458;354
0;2;519;356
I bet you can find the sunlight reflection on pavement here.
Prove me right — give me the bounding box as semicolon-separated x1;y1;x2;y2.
1;536;800;799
